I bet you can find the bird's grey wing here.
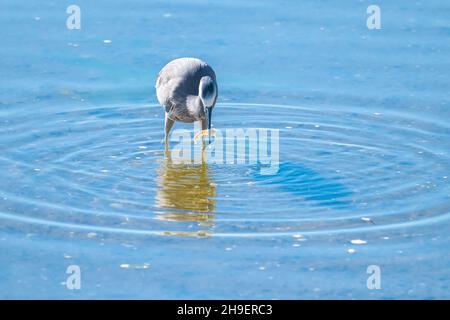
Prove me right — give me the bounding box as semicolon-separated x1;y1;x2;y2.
156;61;194;114
156;71;179;113
155;75;189;121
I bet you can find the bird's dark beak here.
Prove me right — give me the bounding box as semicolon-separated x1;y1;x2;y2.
206;107;213;144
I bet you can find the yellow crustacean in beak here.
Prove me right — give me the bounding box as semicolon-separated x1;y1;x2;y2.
194;129;217;142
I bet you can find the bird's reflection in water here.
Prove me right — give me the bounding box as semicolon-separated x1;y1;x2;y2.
155;150;216;236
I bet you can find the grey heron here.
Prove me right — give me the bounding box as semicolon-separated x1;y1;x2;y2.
155;57;218;145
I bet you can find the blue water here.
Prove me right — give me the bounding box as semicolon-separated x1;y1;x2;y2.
1;0;450;299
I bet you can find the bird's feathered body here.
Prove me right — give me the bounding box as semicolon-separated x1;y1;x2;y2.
156;58;217;123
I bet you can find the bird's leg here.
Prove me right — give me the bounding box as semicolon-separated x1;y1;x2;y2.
200;118;208;131
199;119;208;149
164;112;175;150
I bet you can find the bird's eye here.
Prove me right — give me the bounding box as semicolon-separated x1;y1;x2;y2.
203;81;215;99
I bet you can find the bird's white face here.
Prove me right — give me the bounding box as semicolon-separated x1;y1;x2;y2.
199;76;217;108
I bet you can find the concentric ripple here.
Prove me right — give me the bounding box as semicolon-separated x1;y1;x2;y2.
0;102;449;239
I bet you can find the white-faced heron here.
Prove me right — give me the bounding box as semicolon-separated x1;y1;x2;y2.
155;57;218;144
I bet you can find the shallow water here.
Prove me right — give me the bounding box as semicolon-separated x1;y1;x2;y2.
1;0;449;298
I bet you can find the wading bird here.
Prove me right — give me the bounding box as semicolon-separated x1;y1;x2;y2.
155;57;218;146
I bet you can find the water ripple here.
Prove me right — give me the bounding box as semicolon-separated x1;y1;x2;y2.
0;102;449;239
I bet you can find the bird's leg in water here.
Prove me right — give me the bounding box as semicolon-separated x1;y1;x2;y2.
200;118;208;131
200;119;208;149
164;112;175;150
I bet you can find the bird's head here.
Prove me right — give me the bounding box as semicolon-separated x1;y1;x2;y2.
198;76;217;142
199;76;217;109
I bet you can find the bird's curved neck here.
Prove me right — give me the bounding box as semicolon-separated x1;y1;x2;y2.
186;95;204;120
